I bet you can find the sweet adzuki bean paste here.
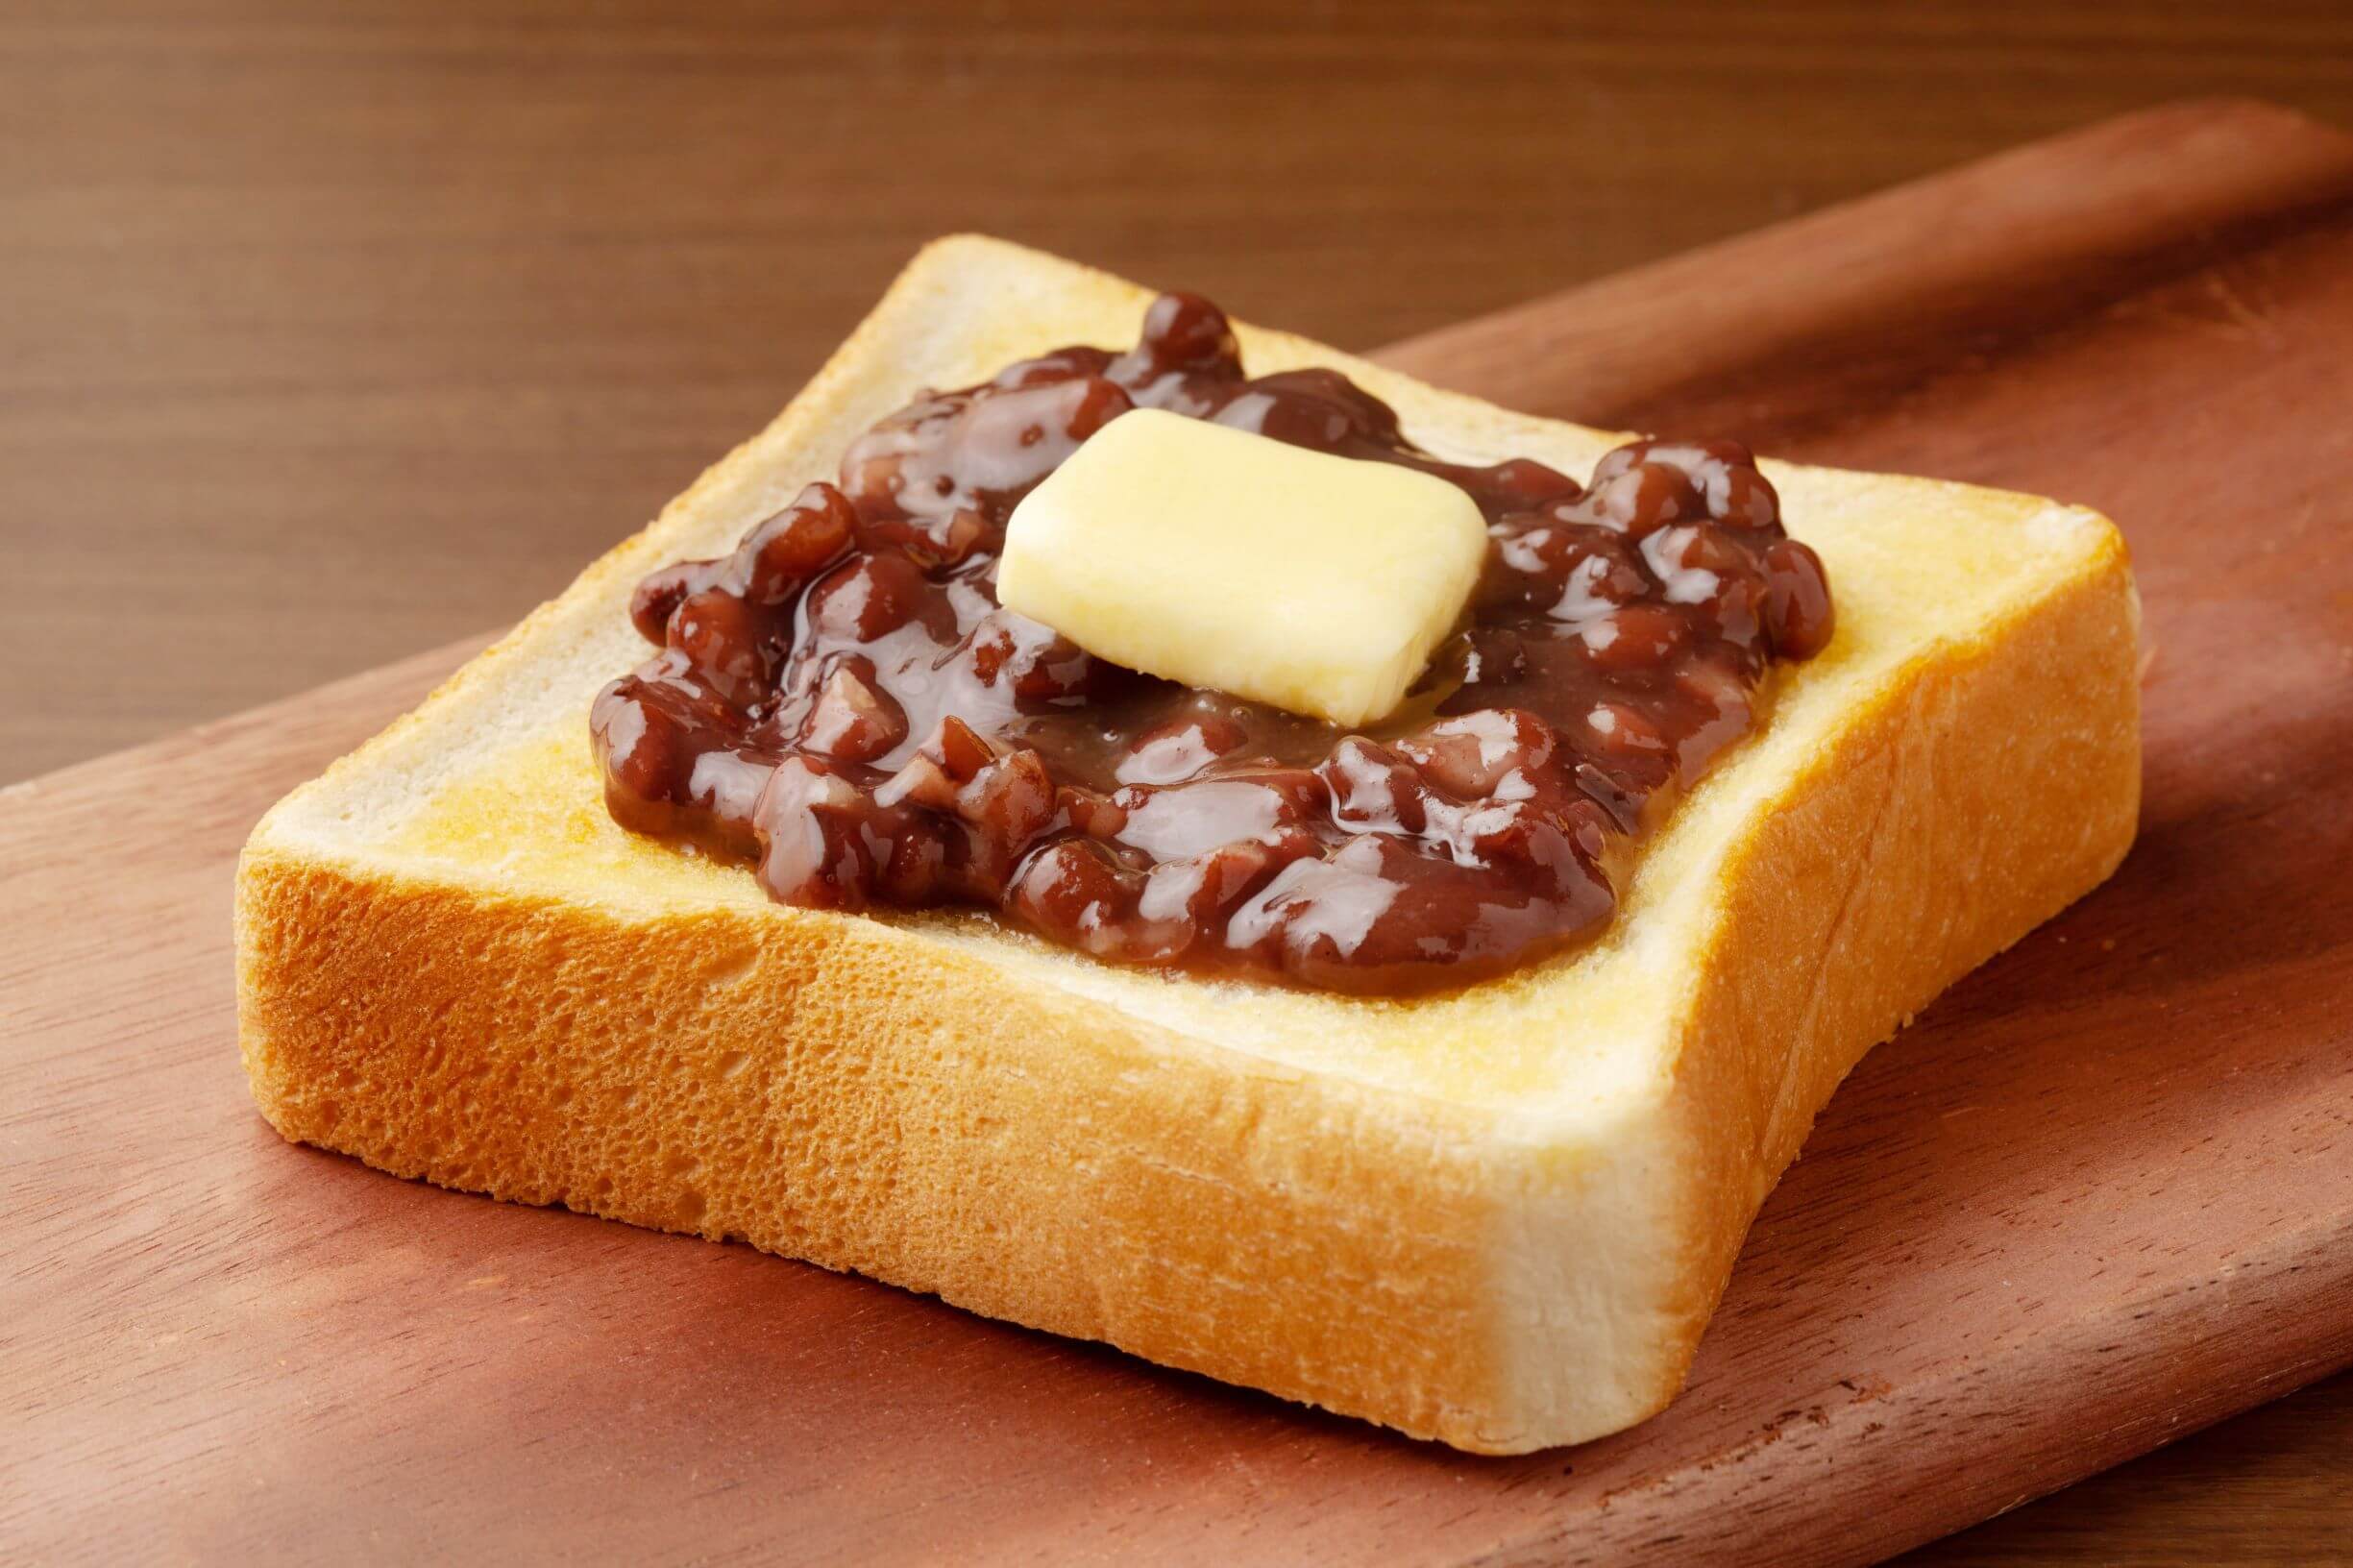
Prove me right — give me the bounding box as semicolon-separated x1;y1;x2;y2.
592;294;1832;993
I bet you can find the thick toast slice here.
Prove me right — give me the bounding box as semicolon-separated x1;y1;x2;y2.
235;236;2140;1454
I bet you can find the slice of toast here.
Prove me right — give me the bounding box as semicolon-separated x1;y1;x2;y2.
234;235;2140;1454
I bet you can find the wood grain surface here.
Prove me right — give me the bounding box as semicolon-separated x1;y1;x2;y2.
7;95;2353;1565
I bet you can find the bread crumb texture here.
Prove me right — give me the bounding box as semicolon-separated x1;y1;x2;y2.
236;236;2140;1452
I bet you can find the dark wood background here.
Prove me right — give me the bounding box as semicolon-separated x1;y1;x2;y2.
4;3;2348;1561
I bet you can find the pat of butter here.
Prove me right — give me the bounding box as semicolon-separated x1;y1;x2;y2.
997;408;1486;728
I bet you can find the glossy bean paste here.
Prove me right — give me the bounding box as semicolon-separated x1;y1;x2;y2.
592;294;1832;994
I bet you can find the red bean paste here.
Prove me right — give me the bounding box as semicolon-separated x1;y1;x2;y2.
592;293;1832;994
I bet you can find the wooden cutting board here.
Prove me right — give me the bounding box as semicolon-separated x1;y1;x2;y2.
8;99;2352;1566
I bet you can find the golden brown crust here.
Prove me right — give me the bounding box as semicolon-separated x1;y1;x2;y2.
1649;543;2141;1405
233;236;2141;1453
237;847;1515;1445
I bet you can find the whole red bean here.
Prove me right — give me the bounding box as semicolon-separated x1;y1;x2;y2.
628;558;724;646
797;656;908;765
1137;291;1239;369
803;548;932;645
1760;537;1835;657
736;482;858;603
1578;604;1690;672
667;588;772;707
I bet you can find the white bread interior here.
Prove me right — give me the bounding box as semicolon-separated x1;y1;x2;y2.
235;235;2141;1454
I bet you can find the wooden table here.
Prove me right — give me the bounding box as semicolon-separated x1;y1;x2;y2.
4;5;2350;1560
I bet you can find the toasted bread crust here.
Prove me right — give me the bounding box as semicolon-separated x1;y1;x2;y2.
237;851;1518;1443
1655;552;2141;1393
234;237;2139;1452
